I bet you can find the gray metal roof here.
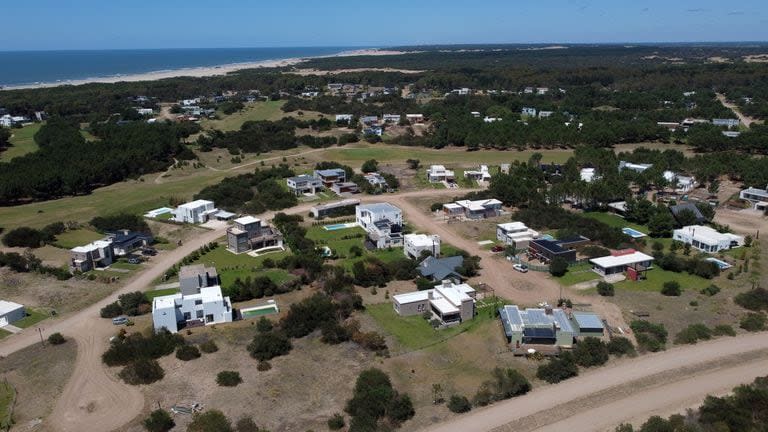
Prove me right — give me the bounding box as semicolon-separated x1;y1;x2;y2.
572;312;604;331
419;256;463;281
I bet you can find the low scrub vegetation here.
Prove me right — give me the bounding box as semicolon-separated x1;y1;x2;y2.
472;368;531;407
100;291;150;318
630;320;668;352
216;371;243;387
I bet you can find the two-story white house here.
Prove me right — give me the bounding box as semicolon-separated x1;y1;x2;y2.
740;185;768;211
173;199;218;224
672;225;744;253
404;234;441;259
356;203;403;249
426;165;455;183
286;174;322;196
496;222;540;250
152;285;233;333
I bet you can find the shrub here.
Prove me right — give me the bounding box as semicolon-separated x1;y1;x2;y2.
176;344;201;361
700;284;721;296
247;331;292;361
607;337;636;356
47;332;66;345
216;370;243;387
255;317;273;333
234;417;261;432
572;337;609;367
630;320;668;352
596;281;615;296
661;281;681;296
327;413;345;430
740;312;766;332
256;361;272;371
536;352;579;383
102;329;184;366
549;257;569;277
734;288;768;311
199;340;219;353
581;245;610;258
188;410;233;432
345;368;414;428
119;358;164;385
100;301;124;318
2;226;49;248
674;324;712;345
447;395;472;413
712;324;736;336
143;409;174;432
472;387;494;407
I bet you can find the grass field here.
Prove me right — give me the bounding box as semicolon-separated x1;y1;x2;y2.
1;123;42;162
192;246;295;287
322;145;572;166
616;267;709;293
200;100;327;132
146;288;179;299
557;263;602;285
0;381;14;430
305;225;405;270
52;228;104;249
581;211;648;233
0;329;11;340
13;308;49;329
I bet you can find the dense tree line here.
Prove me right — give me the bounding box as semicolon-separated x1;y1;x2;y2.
194;165;297;213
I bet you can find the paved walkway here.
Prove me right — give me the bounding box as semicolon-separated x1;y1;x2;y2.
0;324;22;334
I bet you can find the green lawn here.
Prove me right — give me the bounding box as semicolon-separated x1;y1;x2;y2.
305;225;406;270
53;228;104;249
557;263;601;285
581;212;648;233
146;288;179;299
0;381;14;430
615;267;710;293
322;145;572;166
192;246;295;287
200;100;327;132
0;329;11;340
0;123;42;162
110;261;141;271
13;308;49;329
366;300;498;351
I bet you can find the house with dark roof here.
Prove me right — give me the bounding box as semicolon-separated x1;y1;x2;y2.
417;256;463;281
669;203;706;225
106;230;154;256
528;237;585;263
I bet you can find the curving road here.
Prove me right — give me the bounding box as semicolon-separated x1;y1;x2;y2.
423;332;768;432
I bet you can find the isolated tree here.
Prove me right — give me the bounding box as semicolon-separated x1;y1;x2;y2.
549;257;569;277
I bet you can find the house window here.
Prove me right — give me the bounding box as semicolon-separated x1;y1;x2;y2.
194;300;202;305
196;310;204;319
417;304;425;312
183;312;191;320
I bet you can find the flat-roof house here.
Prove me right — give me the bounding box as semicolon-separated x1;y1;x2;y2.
331;181;360;195
360;115;379;126
364;172;388;188
363;126;383;137
723;131;741;138
335;114;353;123
451;199;503;220
227;216;283;254
521;107;537;117
464;165;492;182
580;168;598;183
590;249;654;281
70;240;114;272
314;168;347;187
663;171;696;192
499;305;575;351
406;114;424;123
536;87;549;95
179;264;219;296
310;199;360;219
673;225;744;253
618;161;653;173
106;230;153;256
287;174;322;196
712;118;739;128
417;256;463;281
740;185;768;211
173;199;218;224
393;280;476;325
152;285;232;333
528;238;579;263
356;203;403;249
470;111;481;118
426;165;455;183
571;312;605;339
0;301;26;327
497;222;540;250
382;114;401;124
538;110;554;118
669;203;706;225
483;116;502;123
404;234;441;259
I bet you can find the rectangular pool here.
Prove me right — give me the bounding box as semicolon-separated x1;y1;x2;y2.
706;257;732;270
622;227;647;238
323;222;358;231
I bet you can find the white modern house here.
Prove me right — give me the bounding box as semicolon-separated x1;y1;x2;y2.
406;114;424;123
521;107;537;117
152;285;233;333
663;171;696;192
740;185;768;211
356;203;404;249
496;222;540;249
335;114;353;123
382;114;401;123
286;174;323;196
464;165;492;182
590;250;654;278
0;301;26;327
173;199;218;224
404;234;441;259
580;168;598;183
619;161;653;173
538;110;554;118
70;239;115;272
673;225;744;253
426;165;455;183
443;199;503;220
393;280;476;325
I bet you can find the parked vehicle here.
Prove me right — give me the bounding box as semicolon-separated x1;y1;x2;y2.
127;256;141;264
112;316;129;325
512;263;529;273
491;245;505;253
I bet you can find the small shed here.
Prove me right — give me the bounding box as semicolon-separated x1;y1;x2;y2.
0;301;26;326
571;312;605;338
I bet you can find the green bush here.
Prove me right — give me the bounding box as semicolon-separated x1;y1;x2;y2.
536;352;579;383
176;344;201;361
607;337;636;356
47;332;66;345
549;257;569;277
674;324;712;345
630;320;667;352
102;329;184;366
345;368;414;428
187;410;233;432
247;331;292;361
712;324;736;336
447;395;472;413
327;413;345;430
100;301;123;318
596;281;615;296
199;340;219;353
256;361;272;371
740;312;766;332
216;371;243;387
255;316;273;333
661;281;681;296
734;288;768;311
700;284;721;296
572;337;609;367
143;409;174;432
234;417;260;432
119;358;164;385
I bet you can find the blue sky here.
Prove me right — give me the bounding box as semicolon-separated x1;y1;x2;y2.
2;0;766;50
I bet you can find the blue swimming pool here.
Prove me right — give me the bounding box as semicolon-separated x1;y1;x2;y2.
323;222;357;231
706;257;732;270
622;227;647;238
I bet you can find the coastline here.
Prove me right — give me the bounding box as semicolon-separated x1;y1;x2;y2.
0;48;407;91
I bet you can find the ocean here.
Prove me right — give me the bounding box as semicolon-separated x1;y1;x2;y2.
0;47;357;87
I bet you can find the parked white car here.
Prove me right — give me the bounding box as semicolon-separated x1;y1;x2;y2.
512;263;528;273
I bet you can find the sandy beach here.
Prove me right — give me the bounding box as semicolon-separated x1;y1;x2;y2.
0;48;409;90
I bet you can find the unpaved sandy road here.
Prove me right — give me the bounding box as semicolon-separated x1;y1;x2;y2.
716;93;762;127
424;332;768;432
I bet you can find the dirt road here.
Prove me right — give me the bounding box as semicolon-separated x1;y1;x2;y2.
423;332;768;432
716;93;761;127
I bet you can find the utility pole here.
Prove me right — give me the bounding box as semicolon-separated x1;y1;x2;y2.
38;327;44;347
